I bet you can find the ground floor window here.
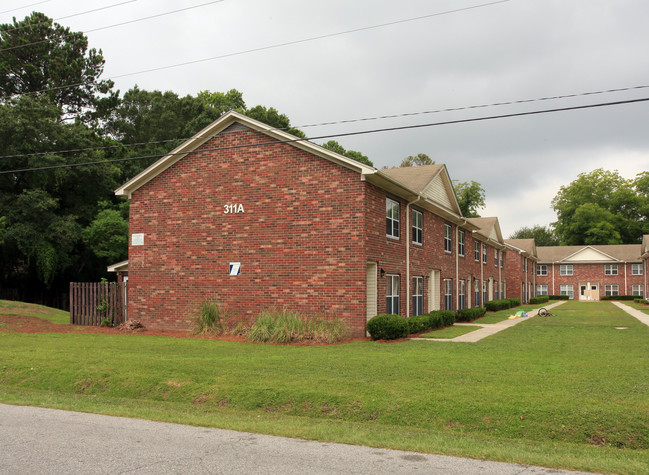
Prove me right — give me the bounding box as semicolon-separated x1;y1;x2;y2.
483;280;488;304
458;280;466;310
474;279;480;307
386;274;400;314
632;285;644;297
412;276;423;316
560;284;574;299
605;284;619;297
537;284;548;296
444;279;453;310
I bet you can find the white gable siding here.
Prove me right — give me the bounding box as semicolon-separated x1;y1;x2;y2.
565;248;616;262
421;174;453;210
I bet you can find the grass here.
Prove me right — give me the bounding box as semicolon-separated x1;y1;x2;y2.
419;325;481;339
1;300;648;473
0;299;69;324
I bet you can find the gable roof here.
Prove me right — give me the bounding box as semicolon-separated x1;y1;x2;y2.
537;244;642;263
115;111;375;198
468;217;505;245
505;238;537;258
643;235;649;259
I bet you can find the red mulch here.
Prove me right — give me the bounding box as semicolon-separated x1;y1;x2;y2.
0;314;369;345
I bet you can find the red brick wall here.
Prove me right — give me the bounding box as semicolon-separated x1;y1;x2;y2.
128;126;369;335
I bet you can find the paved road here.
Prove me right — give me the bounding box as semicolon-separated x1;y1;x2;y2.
0;403;592;474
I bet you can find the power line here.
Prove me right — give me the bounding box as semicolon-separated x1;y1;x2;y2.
7;0;509;96
1;83;646;161
0;0;224;53
0;0;50;15
2;95;647;175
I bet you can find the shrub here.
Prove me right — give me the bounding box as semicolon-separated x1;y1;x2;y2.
508;298;522;307
193;299;223;335
455;307;486;322
486;298;522;312
429;310;455;327
530;296;549;304
246;308;346;344
548;295;569;300
635;298;649;305
366;314;409;340
601;295;636;301
408;314;431;334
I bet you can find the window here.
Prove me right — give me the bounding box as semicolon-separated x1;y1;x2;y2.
474;241;480;261
411;209;422;245
537;264;548;276
412;276;423;316
458;229;465;256
444;279;453;310
386;274;400;314
632;263;643;275
500;251;504;268
474;279;480;307
444;224;452;253
494;250;498;267
482;243;487;264
458;280;466;310
560;284;574;299
523;258;527;272
632;285;644;297
605;284;619;297
483;280;488;304
560;264;573;276
605;264;618;275
386;198;399;239
537;284;548;296
493;281;499;300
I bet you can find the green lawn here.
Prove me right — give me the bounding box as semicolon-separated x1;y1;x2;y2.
1;300;648;474
0;299;69;324
419;324;481;339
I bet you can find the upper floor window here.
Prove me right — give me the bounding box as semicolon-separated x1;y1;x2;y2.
631;263;643;275
386;198;399;239
411;209;422;245
604;264;618;275
560;264;573;276
500;251;504;268
537;264;548;276
458;229;465;256
494;250;498;267
474;241;480;261
482;243;487;264
444;224;452;253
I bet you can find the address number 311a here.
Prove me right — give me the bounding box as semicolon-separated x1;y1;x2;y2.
224;204;245;214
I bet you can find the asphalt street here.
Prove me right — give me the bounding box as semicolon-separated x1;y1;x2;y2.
0;403;593;474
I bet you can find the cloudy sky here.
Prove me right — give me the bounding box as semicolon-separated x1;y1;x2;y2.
4;0;648;236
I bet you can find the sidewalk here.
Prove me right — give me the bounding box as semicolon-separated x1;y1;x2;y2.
611;301;649;327
413;301;567;343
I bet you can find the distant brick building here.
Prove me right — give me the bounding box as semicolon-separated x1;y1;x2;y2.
504;239;538;303
112;111;508;336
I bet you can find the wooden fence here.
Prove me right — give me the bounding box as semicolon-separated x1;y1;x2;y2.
69;282;127;326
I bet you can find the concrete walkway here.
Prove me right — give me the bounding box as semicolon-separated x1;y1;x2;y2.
413;301;567;343
611;301;649;327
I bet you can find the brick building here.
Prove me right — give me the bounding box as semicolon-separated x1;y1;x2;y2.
503;239;538;304
113;111;509;336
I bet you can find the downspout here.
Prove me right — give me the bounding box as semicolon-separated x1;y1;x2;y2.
624;261;627;295
456;225;460;309
552;263;555;295
405;196;421;317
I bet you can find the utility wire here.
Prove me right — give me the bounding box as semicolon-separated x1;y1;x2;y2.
0;0;224;53
0;0;50;15
1;95;647;175
1;83;646;161
7;0;508;95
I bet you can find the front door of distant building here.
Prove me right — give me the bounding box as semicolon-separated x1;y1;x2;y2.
579;282;598;301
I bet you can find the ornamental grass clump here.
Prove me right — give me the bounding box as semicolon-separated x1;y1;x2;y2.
246;308;346;344
192;299;223;335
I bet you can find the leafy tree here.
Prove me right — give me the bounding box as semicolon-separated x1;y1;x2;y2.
400;153;434;167
321;140;373;167
453;180;486;218
551;169;645;245
509;225;559;246
82;201;128;264
0;12;117;121
244;105;306;138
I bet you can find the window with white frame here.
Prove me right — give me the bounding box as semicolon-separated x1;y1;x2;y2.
412;209;422;245
605;284;619;296
412;276;423;316
483;280;488;304
444;279;453;310
494;250;498;267
386;274;400;314
482;243;487;264
500;250;504;268
474;241;480;261
537;284;548;296
458;279;466;310
474;279;480;307
458;229;465;256
537;264;548;276
632;285;644;297
560;264;573;276
632;263;643;275
444;224;452;253
386;198;400;239
560;284;574;299
604;264;618;275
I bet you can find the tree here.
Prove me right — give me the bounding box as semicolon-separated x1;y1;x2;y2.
551;169;646;245
0;12;117;121
453;180;486;218
244;105;306;138
509;225;559;246
321;140;374;167
400;153;434;167
82;201;128;264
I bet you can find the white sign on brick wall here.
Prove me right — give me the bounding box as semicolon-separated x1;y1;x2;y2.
132;233;144;246
229;262;241;276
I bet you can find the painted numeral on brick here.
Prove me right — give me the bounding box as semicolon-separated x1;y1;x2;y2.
224;204;245;214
